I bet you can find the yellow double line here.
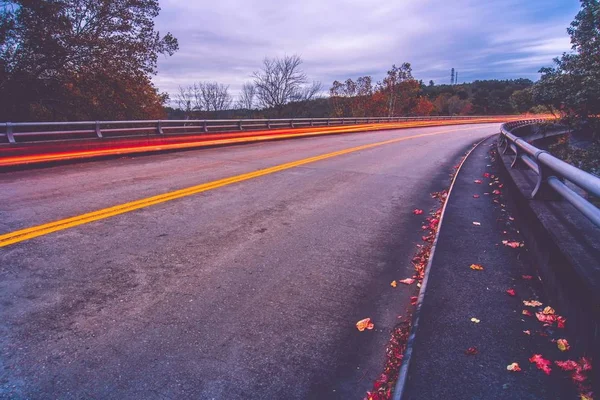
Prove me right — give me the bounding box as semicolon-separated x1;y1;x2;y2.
0;126;481;248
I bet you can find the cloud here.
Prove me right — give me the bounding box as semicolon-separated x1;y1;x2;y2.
153;0;578;101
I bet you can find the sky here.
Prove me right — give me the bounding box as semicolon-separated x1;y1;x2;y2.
153;0;580;100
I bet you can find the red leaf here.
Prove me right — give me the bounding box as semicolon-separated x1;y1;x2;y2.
465;347;478;355
493;189;501;195
399;278;415;285
506;288;516;296
529;354;552;375
474;180;482;184
483;172;490;178
555;360;579;371
473;194;480;198
413;209;424;215
410;296;418;305
522;275;533;280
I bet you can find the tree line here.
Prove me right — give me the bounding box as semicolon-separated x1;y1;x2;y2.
2;0;597;125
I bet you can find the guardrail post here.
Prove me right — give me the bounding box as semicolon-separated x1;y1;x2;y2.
203;120;208;133
530;150;560;200
327;119;331;126
310;119;314;127
239;120;243;131
95;121;103;138
267;120;271;129
157;120;164;135
290;119;294;128
510;144;521;168
6;122;15;144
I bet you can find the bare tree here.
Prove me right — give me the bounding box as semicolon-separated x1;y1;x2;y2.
199;82;233;112
236;82;256;110
175;85;195;118
176;82;232;114
253;54;321;115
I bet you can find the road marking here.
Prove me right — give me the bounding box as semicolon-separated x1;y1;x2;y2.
0;125;486;247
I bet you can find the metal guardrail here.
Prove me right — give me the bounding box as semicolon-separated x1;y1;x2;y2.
499;120;600;227
0;115;513;144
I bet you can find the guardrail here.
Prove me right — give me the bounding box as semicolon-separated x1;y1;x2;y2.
499;119;600;227
0;115;513;144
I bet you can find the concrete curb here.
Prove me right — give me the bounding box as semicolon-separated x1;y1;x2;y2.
391;134;492;400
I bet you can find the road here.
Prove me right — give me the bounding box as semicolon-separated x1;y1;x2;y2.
0;123;499;399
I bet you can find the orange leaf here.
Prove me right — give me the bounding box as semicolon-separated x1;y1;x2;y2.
523;300;543;307
557;339;570;352
390;280;397;288
356;318;374;332
543;306;556;315
522;309;533;316
507;362;522;372
470;264;484;271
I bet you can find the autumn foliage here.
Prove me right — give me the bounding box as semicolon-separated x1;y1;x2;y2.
0;0;178;121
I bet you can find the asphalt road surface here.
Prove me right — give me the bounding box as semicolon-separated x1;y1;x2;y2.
1;124;499;399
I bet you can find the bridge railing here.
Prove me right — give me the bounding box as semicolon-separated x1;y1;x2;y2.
499;120;600;227
0;115;512;144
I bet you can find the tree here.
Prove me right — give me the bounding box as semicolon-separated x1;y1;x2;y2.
253;54;321;115
510;88;534;113
199;82;232;112
236;82;256;110
377;63;416;117
0;0;178;121
533;0;600;122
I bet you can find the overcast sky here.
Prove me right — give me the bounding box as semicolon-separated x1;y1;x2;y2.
153;0;579;99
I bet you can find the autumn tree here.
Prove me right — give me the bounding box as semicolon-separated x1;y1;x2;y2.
253;55;321;116
0;0;178;121
377;63;419;117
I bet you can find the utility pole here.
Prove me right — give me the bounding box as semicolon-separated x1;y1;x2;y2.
451;68;455;85
455;71;458;85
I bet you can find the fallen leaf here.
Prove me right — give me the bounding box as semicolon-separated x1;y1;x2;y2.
580;394;593;400
492;190;502;195
465;347;478;355
390;280;397;288
399;278;415;285
523;300;543;307
580;357;592;371
543;306;556;315
474;180;482;184
471;317;480;324
472;221;481;226
502;240;522;248
410;296;418;305
557;339;570;352
523;330;531;335
555;360;579;371
529;354;552;375
470;264;484;271
557;316;566;329
413;209;424;215
522;275;533;280
507;363;522;372
506;288;516;296
356;318;374;332
522;310;533;316
473;194;480;198
508;216;515;221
